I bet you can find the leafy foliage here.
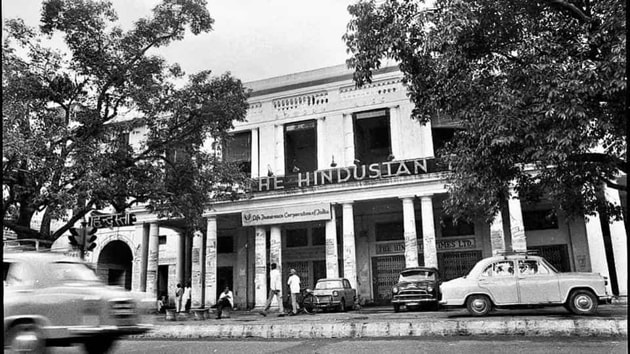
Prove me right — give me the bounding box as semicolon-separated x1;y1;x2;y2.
344;0;626;223
2;0;249;239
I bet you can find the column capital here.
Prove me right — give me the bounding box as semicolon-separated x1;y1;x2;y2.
340;201;354;206
418;194;434;201
398;195;417;201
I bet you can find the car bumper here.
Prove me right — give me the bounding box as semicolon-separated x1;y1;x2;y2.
391;298;438;305
68;324;153;336
314;301;341;309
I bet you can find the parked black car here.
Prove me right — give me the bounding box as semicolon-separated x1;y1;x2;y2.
391;267;440;312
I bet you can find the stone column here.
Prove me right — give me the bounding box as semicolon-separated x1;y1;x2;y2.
585;213;613;294
508;189;527;252
274;124;283;174
254;226;267;308
343;114;355;166
605;186;627;296
420;196;438;268
140;224;149;291
251;128;259;178
146;222;159;298
401;197;419;268
191;230;205;307
270;226;282;267
317;117;327;170
490;211;506;255
325;205;339;278
204;216;218;307
342;202;358;289
176;232;185;285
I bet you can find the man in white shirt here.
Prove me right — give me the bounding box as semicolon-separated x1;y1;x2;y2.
287;268;301;316
260;263;285;316
216;286;233;319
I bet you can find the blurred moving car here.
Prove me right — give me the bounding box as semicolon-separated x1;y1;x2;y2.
3;250;152;353
310;278;356;312
439;252;612;316
391;267;440;312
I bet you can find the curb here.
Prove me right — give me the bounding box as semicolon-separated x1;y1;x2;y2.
134;318;627;339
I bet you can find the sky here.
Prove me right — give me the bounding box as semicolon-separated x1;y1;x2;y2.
1;0;357;83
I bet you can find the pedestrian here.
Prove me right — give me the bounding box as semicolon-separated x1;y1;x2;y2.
175;283;184;313
216;286;234;319
287;268;301;316
260;263;284;317
183;281;192;313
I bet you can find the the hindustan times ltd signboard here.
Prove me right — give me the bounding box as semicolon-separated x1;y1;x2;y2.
252;158;438;192
242;203;331;226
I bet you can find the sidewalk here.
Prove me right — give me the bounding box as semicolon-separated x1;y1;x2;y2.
134;301;628;339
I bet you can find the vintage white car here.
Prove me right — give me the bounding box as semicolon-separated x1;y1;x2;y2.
310;278;356;312
3;251;152;353
439;253;612;316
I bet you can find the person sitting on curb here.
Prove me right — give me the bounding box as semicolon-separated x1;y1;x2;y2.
216;286;234;319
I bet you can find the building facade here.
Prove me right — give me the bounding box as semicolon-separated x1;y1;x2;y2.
54;64;627;309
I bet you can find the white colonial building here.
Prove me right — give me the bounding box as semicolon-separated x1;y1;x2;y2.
54;64;627;309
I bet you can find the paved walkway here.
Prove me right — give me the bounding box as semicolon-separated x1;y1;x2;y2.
133;301;628;339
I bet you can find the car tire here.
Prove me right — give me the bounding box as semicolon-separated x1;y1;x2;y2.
8;323;45;354
466;295;492;316
393;304;400;313
567;290;598;315
339;299;346;312
83;336;115;354
302;294;316;314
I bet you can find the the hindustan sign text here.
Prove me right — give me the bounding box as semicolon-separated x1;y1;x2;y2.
255;158;433;192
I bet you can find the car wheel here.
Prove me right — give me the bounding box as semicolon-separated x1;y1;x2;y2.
339;299;346;312
567;290;598;315
466;295;492;316
302;294;316;313
8;323;45;354
83;336;116;354
393;304;400;313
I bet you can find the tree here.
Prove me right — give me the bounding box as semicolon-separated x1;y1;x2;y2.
344;0;626;223
2;0;250;241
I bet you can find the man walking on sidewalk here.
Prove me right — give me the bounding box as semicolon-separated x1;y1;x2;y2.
287;268;301;316
260;263;285;317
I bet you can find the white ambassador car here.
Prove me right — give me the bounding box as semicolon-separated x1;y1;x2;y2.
439;253;612;316
4;251;152;353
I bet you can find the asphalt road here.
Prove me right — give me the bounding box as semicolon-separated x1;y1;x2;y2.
46;336;628;354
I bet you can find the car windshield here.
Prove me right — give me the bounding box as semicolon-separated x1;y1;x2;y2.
315;280;343;289
399;270;435;282
51;261;100;282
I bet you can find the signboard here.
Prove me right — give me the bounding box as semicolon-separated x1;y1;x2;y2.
375;238;476;255
89;212;136;228
242;203;331;226
251;158;441;192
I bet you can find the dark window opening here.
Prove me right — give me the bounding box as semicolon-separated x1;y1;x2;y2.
523;209;559;231
158;235;167;245
354;109;391;165
286;228;308;248
432;128;458;157
224;131;252;175
375;221;404;242
284;120;317;175
217;236;234;253
312;227;325;246
440;215;475;237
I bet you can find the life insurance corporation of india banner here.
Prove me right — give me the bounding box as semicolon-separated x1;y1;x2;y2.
241;203;332;226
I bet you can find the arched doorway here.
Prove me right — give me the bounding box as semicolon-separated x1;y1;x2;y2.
97;240;133;290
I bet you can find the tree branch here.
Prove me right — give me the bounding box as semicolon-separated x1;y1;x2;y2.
545;0;591;23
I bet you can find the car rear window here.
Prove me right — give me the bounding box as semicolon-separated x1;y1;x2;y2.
315;280;343;289
51;261;100;282
399;270;436;282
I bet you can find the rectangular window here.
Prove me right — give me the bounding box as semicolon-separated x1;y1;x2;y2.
354;109;391;165
440;216;475;237
375;221;404;242
158;235;167;245
286;228;308;248
431;128;458;157
217;236;234;253
523;209;558;231
312;226;325;246
284;120;317;175
224;131;252;175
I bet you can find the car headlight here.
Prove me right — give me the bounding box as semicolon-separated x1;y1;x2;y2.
392;286;399;294
333;290;339;297
427;285;434;293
